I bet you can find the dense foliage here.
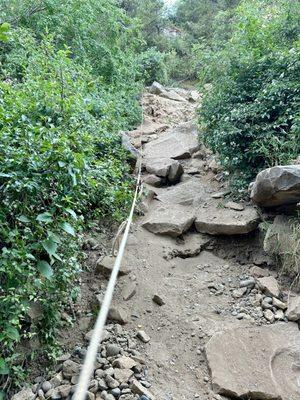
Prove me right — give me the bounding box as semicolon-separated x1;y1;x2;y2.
0;1;142;391
199;0;300;188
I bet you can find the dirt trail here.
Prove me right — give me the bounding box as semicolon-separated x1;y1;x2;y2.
108;86;279;400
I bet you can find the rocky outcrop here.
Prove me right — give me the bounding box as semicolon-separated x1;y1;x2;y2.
195;206;260;235
144;121;200;160
251;165;300;207
263;215;296;257
141;204;195;237
206;323;300;400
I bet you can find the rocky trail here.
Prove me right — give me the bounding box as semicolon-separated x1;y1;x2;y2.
16;83;300;400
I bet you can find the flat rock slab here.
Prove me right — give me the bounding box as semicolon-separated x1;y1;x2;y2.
195;206;260;235
156;178;211;207
251;165;300;207
144;121;200;160
141;204;195;237
206;323;300;400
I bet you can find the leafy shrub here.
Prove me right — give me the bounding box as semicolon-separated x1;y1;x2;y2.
199;0;300;186
0;21;140;391
137;48;168;84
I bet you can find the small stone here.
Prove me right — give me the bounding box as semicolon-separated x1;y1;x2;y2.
152;294;165;306
225;201;244;211
42;381;52;393
286;296;300;321
114;368;134;383
57;384;72;398
249;266;270;278
261;297;273;310
96;256;130;276
257;277;280;298
49;372;63;388
263;309;275;323
98;378;108;391
232;288;247;299
113;356;137;369
106;344;121;357
105;375;119;389
122;282;137;301
274;309;285;320
62;359;80;379
272;297;287;310
211;191;230;199
131;379;155;399
111;388;121;398
137;331;150;343
240;278;255;289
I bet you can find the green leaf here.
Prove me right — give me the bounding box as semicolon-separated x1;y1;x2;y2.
0;390;6;399
42;239;58;257
60;222;75;236
0;358;9;375
37;212;52;223
37;260;54;279
17;215;30;223
47;231;61;244
6;326;20;342
66;208;77;220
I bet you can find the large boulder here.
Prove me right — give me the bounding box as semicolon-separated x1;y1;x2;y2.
156;177;210;207
144;121;200;160
144;157;183;183
251;165;300;207
141;204;195;237
206;323;300;400
195;206;260;235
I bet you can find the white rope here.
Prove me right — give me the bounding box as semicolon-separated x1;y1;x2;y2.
73;159;142;400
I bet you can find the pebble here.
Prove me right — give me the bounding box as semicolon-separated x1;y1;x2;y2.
42;381;52;393
240;278;255;289
137;331;150;343
152;294;165;306
264;309;275;323
111;388;121;398
106;344;121;357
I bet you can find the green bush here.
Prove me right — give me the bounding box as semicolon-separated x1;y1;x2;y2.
137;48;168;84
0;13;141;391
199;0;300;187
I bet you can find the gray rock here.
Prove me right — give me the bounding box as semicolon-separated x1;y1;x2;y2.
111;388;121;398
142;175;163;187
106;344;121;357
272;297;287;310
149;81;165;95
42;381;52;393
144;157;183;183
113;368;133;383
122;281;137;301
113;356;137;369
62;359;80;379
251;165;300;207
156;178;210;207
286;296;300;321
152;294;165;306
105;375;119;389
131;379;155;399
144;122;200;160
206;323;300;399
12;388;35;400
263;309;275;323
240;278;255;288
195;206;260;236
257;276;280;298
96;256;131;276
142;204;195;238
137;330;150;343
225;201;244;211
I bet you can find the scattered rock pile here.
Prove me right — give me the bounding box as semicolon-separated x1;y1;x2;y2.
13;324;154;400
